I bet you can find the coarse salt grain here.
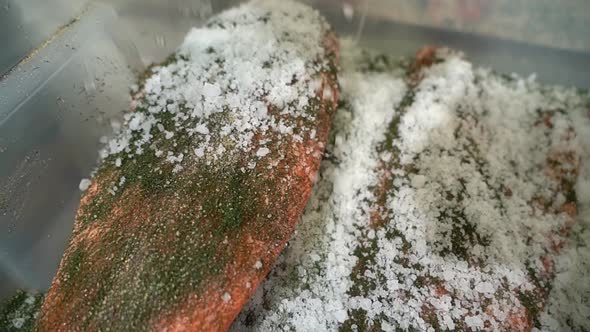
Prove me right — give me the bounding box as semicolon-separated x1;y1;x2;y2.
79;179;92;192
256;147;270;158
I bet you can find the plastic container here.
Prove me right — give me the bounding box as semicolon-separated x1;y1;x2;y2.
1;0;589;301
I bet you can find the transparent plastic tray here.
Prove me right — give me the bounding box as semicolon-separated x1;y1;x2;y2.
1;0;589;300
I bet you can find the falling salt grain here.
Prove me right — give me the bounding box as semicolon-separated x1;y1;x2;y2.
110;120;121;132
342;3;354;20
222;292;232;303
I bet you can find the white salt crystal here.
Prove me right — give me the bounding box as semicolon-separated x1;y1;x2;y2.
475;282;495;294
194;147;205;158
411;174;426;188
12;318;25;329
465;315;484;330
334;309;348;323
172;165;183;174
129;114;142;131
195;124;210;135
79;178;92;191
256;147;270;157
203;82;221;98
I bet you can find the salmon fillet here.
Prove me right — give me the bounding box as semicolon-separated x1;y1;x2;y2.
36;1;339;331
341;47;581;331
